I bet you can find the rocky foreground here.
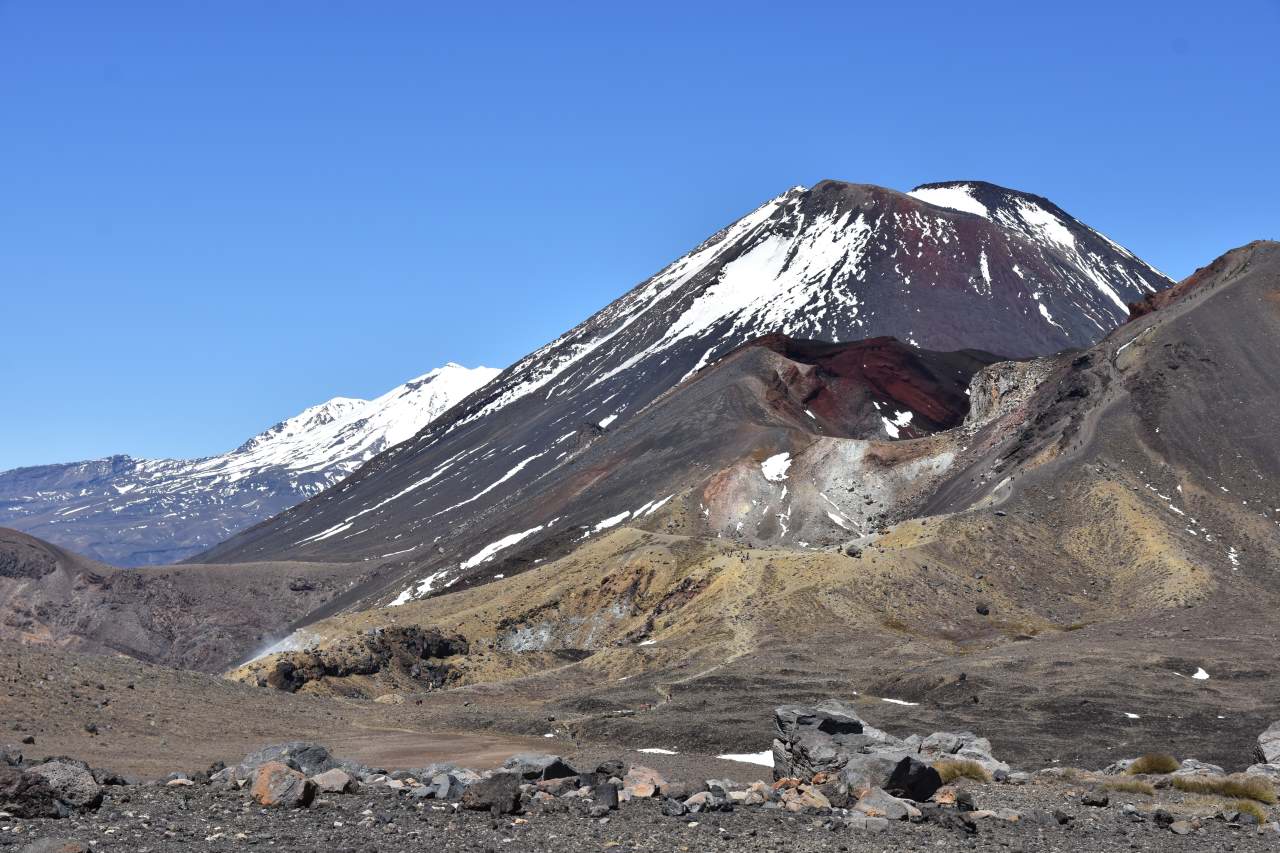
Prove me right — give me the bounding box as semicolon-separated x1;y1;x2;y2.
3;701;1280;852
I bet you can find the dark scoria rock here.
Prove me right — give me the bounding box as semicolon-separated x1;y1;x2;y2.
885;757;943;803
0;767;66;818
27;760;102;811
460;772;522;815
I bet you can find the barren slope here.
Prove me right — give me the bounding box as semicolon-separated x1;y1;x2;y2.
231;242;1280;769
0;526;372;671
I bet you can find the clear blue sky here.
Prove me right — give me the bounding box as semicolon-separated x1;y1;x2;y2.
2;1;1277;470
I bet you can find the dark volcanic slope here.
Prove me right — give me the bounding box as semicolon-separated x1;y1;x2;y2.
0;526;370;671
238;242;1280;771
922;239;1280;522
254;335;999;619
200;179;1167;586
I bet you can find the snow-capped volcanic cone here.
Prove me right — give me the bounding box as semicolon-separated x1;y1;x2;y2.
199;179;1170;599
0;363;499;565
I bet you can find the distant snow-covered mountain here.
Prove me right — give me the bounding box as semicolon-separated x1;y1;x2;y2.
0;363;500;566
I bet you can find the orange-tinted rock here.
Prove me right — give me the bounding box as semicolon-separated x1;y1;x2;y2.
251;761;316;808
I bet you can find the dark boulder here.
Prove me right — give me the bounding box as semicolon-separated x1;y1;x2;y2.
661;797;689;817
461;772;521;815
0;767;65;818
28;761;102;811
885;757;943;802
594;782;619;810
502;753;577;781
596;759;625;778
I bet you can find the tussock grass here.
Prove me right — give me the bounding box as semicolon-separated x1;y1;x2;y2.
1172;774;1277;804
933;759;991;784
1126;753;1181;775
1104;778;1155;796
1231;799;1269;823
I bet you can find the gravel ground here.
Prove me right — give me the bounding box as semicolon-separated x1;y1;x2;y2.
3;776;1277;852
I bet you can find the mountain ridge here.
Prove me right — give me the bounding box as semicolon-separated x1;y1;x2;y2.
0;363;499;566
197;178;1172;614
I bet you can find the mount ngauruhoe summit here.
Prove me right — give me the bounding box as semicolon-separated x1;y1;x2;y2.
0;363;498;566
198;179;1171;608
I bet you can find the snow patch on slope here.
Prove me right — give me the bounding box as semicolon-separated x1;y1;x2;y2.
760;452;792;482
908;184;989;218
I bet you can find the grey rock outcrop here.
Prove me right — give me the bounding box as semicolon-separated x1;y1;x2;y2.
1255;721;1280;765
772;699;905;780
310;768;358;794
772;700;1010;786
1245;721;1280;780
28;760;103;811
1173;759;1225;777
917;731;1010;774
853;786;921;820
502;753;577;781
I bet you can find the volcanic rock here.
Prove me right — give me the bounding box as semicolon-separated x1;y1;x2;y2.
259;627;467;693
250;762;317;808
772;699;903;780
917;731;1010;774
885;756;943;802
502;752;578;781
0;767;65;818
660;797;689;817
1256;721;1280;765
460;772;521;815
27;760;102;811
779;784;830;813
853;787;921;820
310;768;357;794
594;781;619;810
623;765;666;798
240;742;339;777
